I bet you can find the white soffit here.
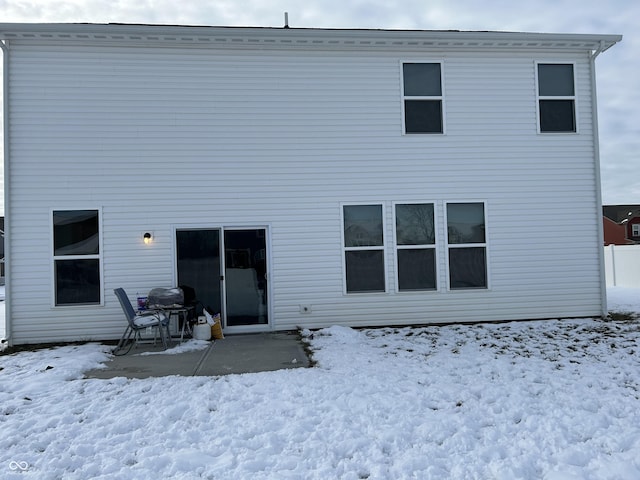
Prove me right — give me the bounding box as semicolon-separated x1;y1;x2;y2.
0;23;622;52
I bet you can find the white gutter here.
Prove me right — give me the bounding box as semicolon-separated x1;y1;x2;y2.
0;39;10;344
0;22;623;52
590;40;610;318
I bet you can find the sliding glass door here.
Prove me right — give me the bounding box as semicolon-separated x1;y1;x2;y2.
176;229;222;316
224;229;268;327
176;227;269;330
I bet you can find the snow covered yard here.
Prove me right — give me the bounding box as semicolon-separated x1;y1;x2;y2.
1;288;639;479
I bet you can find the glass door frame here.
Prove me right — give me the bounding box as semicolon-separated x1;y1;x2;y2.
173;224;273;335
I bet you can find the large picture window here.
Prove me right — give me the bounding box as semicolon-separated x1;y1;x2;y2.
53;209;101;305
394;203;437;291
537;63;576;133
446;203;487;289
343;204;386;293
402;62;443;134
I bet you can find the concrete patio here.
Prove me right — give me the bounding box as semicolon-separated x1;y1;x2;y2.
84;331;312;379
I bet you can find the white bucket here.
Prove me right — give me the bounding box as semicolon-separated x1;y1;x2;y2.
192;323;212;341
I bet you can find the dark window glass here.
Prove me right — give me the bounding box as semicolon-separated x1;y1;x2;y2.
538;64;574;96
447;203;485;244
403;63;443;134
55;259;101;305
449;247;487;289
396;203;437;291
53;210;99;255
345;250;385;292
403;63;442;96
404;100;443;134
538;64;575;133
539;99;576;132
344;205;383;247
176;229;222;315
343;205;386;293
398;249;436;291
53;210;100;306
396;204;435;245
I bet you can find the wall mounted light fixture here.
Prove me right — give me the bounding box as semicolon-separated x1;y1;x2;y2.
143;232;153;244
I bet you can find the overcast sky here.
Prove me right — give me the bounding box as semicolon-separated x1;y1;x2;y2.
1;0;638;205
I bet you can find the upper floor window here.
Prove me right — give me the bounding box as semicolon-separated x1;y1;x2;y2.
537;63;576;133
402;62;443;134
632;224;640;237
53;209;102;305
343;204;386;293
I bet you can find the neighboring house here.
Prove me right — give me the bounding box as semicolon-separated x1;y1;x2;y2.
0;23;621;345
603;216;632;246
603;205;640;223
603;205;640;245
623;214;640;243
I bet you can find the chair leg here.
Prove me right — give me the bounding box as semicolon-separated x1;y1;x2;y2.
161;322;172;349
151;322;168;349
132;330;142;350
115;320;171;354
113;326;135;355
157;325;165;349
114;326;131;350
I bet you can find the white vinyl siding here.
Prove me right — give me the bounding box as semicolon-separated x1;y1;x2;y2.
5;39;604;343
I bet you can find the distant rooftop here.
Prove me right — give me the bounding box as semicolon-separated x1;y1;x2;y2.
603;205;640;223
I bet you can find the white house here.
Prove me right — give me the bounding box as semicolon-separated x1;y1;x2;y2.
0;23;621;345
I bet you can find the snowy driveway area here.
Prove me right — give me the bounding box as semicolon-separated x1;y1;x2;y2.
1;288;639;479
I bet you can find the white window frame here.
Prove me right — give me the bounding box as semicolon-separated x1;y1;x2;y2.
535;61;578;134
444;201;490;291
393;201;439;292
341;202;387;294
401;60;446;135
51;207;104;307
632;224;640;237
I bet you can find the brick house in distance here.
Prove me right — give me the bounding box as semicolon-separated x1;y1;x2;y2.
603;205;640;245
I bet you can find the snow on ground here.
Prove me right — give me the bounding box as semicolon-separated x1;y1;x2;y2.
607;286;640;314
0;288;639;479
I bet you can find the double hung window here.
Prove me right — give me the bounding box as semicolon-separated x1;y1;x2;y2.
537;63;576;133
402;62;443;134
446;203;487;289
342;202;489;294
394;203;437;291
53;209;102;305
343;204;386;293
632;224;640;237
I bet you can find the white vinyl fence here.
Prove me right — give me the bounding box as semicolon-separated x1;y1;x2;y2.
604;244;640;288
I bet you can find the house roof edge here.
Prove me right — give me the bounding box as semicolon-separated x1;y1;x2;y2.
0;22;622;51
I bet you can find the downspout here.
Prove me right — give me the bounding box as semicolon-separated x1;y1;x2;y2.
590;40;608;318
1;39;10;344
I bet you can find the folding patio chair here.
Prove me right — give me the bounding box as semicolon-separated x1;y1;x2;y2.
112;288;171;355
